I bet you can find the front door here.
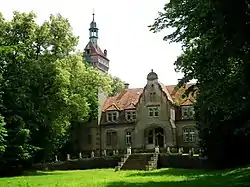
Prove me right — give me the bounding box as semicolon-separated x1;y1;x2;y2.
155;133;164;147
154;127;164;148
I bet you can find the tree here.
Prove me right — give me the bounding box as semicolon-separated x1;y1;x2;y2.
109;76;125;96
0;11;112;175
0;116;7;156
150;1;250;168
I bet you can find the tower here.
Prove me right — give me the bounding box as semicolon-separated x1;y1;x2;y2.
84;12;109;73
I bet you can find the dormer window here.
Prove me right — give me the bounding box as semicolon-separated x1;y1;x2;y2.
181;106;195;119
107;111;118;122
148;107;159;117
125;110;136;121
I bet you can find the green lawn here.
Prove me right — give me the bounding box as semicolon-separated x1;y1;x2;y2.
0;167;249;187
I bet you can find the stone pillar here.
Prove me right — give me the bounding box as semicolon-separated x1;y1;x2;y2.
79;152;82;159
66;154;70;161
155;146;160;154
178;147;183;155
55;155;58;162
167;147;171;154
91;151;95;158
116;149;119;155
127;146;131;155
189;148;194;158
103;149;106;156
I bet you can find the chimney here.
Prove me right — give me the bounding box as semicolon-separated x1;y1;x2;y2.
104;49;107;56
124;83;129;89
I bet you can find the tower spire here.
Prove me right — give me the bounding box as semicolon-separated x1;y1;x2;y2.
92;8;95;21
89;11;98;46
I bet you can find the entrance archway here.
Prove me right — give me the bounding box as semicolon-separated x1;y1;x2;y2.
145;127;165;148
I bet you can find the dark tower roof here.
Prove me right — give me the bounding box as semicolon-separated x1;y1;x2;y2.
147;69;158;80
90;13;97;30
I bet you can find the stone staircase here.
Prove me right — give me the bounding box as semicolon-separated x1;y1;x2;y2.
120;153;158;171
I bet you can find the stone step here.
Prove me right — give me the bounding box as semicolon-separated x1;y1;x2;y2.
121;153;155;170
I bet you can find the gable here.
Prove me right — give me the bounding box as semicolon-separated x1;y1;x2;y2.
84;41;109;61
102;83;196;112
102;88;143;111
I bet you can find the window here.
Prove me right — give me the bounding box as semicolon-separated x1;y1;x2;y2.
106;112;118;122
125;131;132;145
149;92;156;101
86;49;90;54
182;106;195;119
148;107;159;117
183;128;197;143
148;130;153;144
87;134;92;144
126;110;136;121
106;131;117;146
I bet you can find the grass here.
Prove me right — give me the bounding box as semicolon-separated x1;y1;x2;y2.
0;167;249;187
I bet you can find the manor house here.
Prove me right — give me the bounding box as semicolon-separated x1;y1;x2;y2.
78;13;198;155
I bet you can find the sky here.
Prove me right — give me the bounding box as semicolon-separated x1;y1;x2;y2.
0;0;183;88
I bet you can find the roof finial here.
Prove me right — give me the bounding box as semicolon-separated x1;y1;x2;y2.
92;8;95;21
151;69;153;72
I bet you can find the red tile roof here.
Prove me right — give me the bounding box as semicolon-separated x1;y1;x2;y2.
84;41;109;61
102;83;196;111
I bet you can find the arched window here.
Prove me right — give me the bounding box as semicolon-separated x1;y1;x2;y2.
106;130;117;146
148;129;154;144
183;128;197;142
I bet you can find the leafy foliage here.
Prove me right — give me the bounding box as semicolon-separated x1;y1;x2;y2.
0;116;7;156
150;0;250;168
0;11;113;176
109;76;125;96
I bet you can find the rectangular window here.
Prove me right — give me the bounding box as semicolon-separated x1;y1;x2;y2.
183;128;197;143
106;112;119;122
125;131;132;145
106;131;117;146
181;106;195;119
148;107;159;117
126;110;136;121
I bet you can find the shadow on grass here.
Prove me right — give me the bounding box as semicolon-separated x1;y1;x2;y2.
108;167;250;187
23;170;63;176
127;168;212;177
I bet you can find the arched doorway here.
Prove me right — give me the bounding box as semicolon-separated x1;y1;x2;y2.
155;127;164;147
145;127;165;148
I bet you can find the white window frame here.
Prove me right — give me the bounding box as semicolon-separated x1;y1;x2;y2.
183;128;197;143
125;131;132;145
106;111;119;122
125;110;136;121
181;106;195;119
148;107;159;117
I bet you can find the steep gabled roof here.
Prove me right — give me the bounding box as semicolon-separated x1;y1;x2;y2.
84;41;109;61
102;88;143;111
102;83;196;111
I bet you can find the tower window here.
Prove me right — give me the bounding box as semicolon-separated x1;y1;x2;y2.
150;92;156;101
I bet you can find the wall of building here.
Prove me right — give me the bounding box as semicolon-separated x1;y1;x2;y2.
134;81;176;149
101;124;135;151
